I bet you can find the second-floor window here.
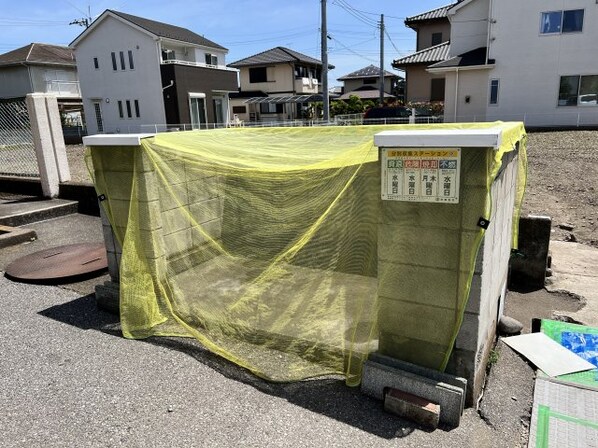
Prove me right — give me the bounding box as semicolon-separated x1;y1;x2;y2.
128;50;135;70
249;67;268;83
93;57;99;69
205;53;218;66
363;78;377;85
541;9;584;34
111;52;117;71
431;32;443;46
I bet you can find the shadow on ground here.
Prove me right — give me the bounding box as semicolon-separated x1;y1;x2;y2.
38;293;438;440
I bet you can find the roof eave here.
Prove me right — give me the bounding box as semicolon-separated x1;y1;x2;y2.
427;63;495;73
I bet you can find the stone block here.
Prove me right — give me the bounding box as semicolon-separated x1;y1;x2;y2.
187;176;222;203
361;360;464;427
189;197;224;224
384;388;440;430
158;181;188;212
455;312;481;352
378;225;461;270
95;280;120;314
378;298;457;346
164;228;193;258
378;332;448;370
161;207;191;235
192;218;223;246
368;352;468;393
378;262;458;309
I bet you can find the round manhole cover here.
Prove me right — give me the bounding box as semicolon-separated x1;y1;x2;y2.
5;243;108;284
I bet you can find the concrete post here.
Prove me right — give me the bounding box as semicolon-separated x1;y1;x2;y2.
44;95;71;183
26;93;70;197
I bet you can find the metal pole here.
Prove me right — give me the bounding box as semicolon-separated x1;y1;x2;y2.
321;0;330;122
379;14;385;106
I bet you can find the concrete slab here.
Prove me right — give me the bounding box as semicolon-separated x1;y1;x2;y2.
0;197;77;226
362;360;464;427
0;224;36;248
545;241;598;327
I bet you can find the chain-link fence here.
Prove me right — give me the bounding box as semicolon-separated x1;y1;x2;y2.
0;98;38;177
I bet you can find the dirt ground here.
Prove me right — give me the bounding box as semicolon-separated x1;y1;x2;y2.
523;130;598;247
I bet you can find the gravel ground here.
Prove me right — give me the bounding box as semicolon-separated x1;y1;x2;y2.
66;144;90;184
523;130;598;247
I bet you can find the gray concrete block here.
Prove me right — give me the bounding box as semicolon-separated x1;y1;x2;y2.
455;312;481;352
361;360;464;427
95;280;119;314
369;352;467;392
384;388;440;430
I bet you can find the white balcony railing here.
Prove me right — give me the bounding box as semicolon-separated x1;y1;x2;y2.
161;59;238;72
45;80;81;97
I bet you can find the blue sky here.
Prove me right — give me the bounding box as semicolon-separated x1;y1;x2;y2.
0;0;449;85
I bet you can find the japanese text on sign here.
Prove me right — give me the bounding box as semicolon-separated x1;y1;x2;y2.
381;148;461;203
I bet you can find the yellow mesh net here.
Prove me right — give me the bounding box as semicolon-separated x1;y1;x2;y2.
87;122;526;386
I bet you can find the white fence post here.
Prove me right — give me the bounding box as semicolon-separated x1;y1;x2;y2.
26;93;69;197
44;94;70;183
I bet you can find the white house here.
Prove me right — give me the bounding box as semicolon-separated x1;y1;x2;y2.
71;10;238;134
428;0;598;126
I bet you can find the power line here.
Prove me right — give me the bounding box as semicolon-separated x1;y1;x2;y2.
331;0;378;28
329;36;377;64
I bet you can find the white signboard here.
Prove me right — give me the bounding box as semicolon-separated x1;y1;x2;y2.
381;148;461;203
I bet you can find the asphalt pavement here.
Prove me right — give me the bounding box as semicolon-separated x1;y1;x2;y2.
0;213;540;447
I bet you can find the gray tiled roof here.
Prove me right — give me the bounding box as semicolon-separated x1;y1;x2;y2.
0;43;75;67
392;42;450;67
228;47;324;68
108;10;227;50
405;3;457;25
429;47;494;69
337;64;398;81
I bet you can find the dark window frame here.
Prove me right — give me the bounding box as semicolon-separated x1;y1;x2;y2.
93;57;99;69
111;52;117;71
125;100;132;118
134;99;140;118
119;51;126;70
117;100;124;118
249;67;268;83
541;9;584;34
489;79;499;105
232;105;247;114
431;32;443;46
128;50;135;70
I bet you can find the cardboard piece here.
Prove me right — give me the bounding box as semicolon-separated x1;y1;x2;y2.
502;332;595;377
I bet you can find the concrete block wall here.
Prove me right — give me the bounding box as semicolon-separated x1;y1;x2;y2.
93;144;225;288
377;147;519;404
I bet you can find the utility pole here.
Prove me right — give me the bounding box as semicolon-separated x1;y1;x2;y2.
321;0;330;122
379;14;385;106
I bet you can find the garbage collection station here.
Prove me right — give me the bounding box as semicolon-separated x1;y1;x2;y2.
85;122;526;428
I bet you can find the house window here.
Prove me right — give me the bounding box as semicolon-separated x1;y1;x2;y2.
363;78;377;85
259;103;283;114
541;9;584;34
126;100;132;118
162;49;175;61
431;32;443;46
111;52;117;71
119;51;126;70
249;67;268;83
117;100;124;118
558;75;598;106
128;50;134;70
93;101;103;132
232;106;246;114
93;57;99;69
134;99;140;118
295;65;307;79
430;78;445;102
489;79;499;105
205;53;218;66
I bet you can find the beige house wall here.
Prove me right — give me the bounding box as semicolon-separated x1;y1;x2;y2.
343;78;394;94
238;64;294;93
405;65;445;103
414;22;451;51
